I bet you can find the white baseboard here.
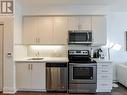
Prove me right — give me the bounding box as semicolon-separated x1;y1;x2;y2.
17;88;46;92
3;87;17;94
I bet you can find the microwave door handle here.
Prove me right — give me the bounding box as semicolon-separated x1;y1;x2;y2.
87;32;89;41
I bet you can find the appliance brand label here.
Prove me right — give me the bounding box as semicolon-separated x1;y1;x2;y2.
0;0;13;14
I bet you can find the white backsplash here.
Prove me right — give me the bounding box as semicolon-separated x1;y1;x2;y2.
14;44;108;59
27;45;68;57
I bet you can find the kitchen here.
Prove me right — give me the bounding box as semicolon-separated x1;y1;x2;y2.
0;0;127;94
14;15;112;93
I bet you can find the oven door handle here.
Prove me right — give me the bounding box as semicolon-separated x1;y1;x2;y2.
69;63;97;67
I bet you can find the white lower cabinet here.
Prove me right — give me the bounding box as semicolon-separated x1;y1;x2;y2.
16;63;46;91
31;63;46;90
16;63;31;90
96;62;113;92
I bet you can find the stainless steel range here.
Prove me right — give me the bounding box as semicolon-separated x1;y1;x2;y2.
68;50;97;93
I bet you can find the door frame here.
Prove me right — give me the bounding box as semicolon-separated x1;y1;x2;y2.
0;23;4;92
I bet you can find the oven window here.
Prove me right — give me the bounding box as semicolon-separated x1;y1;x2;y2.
73;67;93;79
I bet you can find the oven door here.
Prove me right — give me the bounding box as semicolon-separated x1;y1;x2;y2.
69;63;97;84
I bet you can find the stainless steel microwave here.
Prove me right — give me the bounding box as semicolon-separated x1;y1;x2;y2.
68;30;92;44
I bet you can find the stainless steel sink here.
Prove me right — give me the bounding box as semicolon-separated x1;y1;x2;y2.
27;57;43;60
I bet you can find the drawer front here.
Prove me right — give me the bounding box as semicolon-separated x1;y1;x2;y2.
97;69;112;74
96;89;112;92
97;73;112;80
97;81;112;89
97;63;112;69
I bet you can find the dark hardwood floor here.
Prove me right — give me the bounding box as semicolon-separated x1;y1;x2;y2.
1;84;127;95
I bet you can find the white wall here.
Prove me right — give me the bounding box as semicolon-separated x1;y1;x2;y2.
106;12;127;81
22;5;109;15
107;12;127;62
14;1;22;44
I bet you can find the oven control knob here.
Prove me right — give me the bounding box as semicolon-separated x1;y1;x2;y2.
83;51;85;54
82;51;88;55
69;51;74;54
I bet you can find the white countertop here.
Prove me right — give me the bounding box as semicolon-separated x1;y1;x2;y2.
15;57;68;63
15;57;112;63
92;58;112;63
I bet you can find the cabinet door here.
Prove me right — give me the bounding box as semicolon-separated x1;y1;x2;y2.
22;17;37;44
53;17;68;44
68;16;79;30
31;63;46;90
16;63;31;89
79;16;92;30
37;17;53;44
92;16;106;46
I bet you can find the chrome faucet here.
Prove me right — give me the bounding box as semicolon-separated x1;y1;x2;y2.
35;51;40;57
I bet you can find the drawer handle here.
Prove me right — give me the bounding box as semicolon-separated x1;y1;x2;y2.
101;84;109;86
102;70;108;72
31;64;33;70
101;76;108;78
102;65;108;66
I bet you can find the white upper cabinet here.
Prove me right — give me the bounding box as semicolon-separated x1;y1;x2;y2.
37;17;53;44
22;17;37;44
22;16;68;45
68;16;79;30
68;16;92;30
92;16;107;46
23;17;53;44
22;16;106;45
53;17;68;44
79;16;92;30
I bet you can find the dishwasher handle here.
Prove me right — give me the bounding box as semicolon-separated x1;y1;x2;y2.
46;63;67;67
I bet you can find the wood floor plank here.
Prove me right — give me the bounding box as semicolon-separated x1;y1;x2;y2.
0;84;127;95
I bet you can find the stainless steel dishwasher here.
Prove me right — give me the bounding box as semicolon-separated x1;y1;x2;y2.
46;62;67;92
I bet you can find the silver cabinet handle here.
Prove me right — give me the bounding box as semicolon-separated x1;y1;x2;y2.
87;32;89;41
102;65;109;67
38;38;40;43
28;64;30;70
31;64;33;70
36;38;38;43
37;38;38;43
35;38;37;43
35;38;40;44
34;38;36;44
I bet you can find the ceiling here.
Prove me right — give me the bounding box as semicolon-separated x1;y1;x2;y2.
17;0;113;7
